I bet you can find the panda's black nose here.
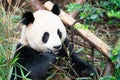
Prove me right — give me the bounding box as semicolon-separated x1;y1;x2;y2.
53;45;61;49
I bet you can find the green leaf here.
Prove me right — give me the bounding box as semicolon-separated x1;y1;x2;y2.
0;77;2;80
61;73;65;79
66;3;80;12
90;14;98;20
46;71;57;80
112;49;118;55
107;10;120;18
80;12;86;18
76;77;92;80
74;23;89;30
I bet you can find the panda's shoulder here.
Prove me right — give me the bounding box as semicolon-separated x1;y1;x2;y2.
15;43;56;60
15;43;39;56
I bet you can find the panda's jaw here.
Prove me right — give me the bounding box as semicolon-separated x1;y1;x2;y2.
43;47;62;53
46;48;60;54
46;48;58;53
34;47;60;54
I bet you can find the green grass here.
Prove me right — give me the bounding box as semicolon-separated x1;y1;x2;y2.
0;1;24;79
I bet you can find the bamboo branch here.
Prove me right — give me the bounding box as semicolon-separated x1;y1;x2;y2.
29;0;45;11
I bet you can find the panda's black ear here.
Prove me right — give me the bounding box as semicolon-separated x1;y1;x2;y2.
51;4;60;15
22;12;35;26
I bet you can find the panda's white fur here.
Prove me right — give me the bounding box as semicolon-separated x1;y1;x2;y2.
19;10;67;52
19;25;28;45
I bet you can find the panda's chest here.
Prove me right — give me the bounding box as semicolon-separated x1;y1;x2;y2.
18;50;56;76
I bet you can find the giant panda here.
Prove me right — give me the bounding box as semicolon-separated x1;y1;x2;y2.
11;4;96;80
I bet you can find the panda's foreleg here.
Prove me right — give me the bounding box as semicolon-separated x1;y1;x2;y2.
27;52;56;80
70;51;96;78
59;39;96;78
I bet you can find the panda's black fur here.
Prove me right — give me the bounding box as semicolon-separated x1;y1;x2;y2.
11;4;96;80
11;43;56;80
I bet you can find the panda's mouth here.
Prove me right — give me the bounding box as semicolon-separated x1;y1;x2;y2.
47;48;53;53
47;48;59;53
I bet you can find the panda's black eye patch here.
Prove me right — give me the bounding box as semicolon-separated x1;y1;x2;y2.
57;29;62;39
42;32;49;43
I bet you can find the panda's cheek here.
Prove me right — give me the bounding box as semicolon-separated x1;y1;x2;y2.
44;42;55;51
45;43;52;49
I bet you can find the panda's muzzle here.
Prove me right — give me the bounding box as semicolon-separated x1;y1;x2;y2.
53;45;61;50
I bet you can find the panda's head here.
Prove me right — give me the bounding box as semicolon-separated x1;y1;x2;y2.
19;4;67;52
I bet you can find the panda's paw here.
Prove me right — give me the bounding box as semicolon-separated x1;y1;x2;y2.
43;52;56;64
71;52;96;78
71;61;96;79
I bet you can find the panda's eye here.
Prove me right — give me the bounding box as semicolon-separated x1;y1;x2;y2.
42;32;49;43
57;29;62;39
